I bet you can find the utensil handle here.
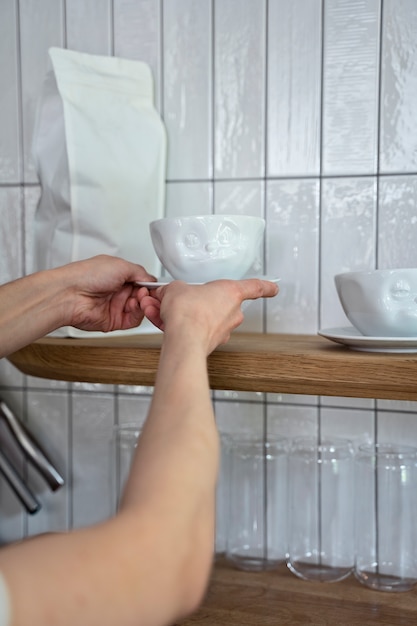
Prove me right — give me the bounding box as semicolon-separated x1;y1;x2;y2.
0;400;64;491
0;449;41;515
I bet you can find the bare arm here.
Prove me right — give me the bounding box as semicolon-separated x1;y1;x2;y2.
0;255;155;358
0;278;278;626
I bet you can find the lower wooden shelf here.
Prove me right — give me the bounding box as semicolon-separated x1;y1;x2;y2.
177;557;417;625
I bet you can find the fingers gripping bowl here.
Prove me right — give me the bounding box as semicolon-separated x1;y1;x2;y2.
149;215;265;283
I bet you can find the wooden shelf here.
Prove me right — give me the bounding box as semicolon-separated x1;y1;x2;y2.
176;558;417;626
7;332;417;400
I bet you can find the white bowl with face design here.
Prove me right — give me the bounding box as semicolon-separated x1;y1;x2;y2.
335;269;417;337
149;215;265;283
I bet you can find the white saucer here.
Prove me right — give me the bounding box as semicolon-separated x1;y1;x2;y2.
135;276;281;290
135;278;195;288
318;326;417;353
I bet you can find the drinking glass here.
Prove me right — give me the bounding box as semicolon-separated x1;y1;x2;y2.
354;443;417;592
225;436;288;571
287;437;355;582
215;433;232;555
109;423;141;514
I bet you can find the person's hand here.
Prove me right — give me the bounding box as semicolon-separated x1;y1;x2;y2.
139;278;279;355
60;255;157;332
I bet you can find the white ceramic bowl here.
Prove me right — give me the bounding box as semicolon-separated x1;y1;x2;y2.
149;214;265;282
335;269;417;337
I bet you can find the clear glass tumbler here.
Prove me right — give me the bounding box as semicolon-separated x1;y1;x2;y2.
225;436;288;571
354;443;417;592
215;433;232;555
109;423;141;514
287;437;355;582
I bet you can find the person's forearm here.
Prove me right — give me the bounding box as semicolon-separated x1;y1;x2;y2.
119;330;220;617
0;269;69;357
122;331;218;511
0;333;219;626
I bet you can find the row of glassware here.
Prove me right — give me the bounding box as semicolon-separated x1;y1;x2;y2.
111;424;417;593
216;435;417;593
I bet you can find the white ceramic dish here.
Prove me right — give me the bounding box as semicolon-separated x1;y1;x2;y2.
318;326;417;353
136;276;281;289
149;214;265;283
335;268;417;337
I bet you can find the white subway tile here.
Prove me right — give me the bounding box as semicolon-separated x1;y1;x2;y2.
0;392;25;543
380;0;417;173
0;360;24;389
215;180;264;332
320;406;375;450
0;483;25;545
377;399;417;412
214;0;266;178
164;0;212;179
117;384;154;395
214;401;265;553
0;187;23;283
0;0;21;183
266;393;318;406
266;179;320;333
377;411;417;447
117;394;150;429
215;389;265;403
215;180;264;221
215;400;264;438
322;0;380;175
26;391;70;535
23;185;67;389
72;382;115;393
267;0;322;177
115;395;151;508
320;177;377;330
71;393;115;527
165;181;213;218
267;404;318;439
25;376;69;391
114;0;162;109
66;0;112;55
321;395;375;410
23;185;40;276
378;175;417;268
19;0;65;182
215;434;230;554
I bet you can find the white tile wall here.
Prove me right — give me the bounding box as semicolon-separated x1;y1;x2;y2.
266;178;320;333
0;0;417;546
0;390;24;545
267;0;322;177
214;0;266;179
71;393;115;527
66;0;113;55
320;176;377;329
26;391;70;535
164;0;212;179
0;0;21;183
19;0;65;183
322;0;380;176
114;0;162;95
380;0;417;173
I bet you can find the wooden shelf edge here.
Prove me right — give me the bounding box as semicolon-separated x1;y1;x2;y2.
7;332;417;400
